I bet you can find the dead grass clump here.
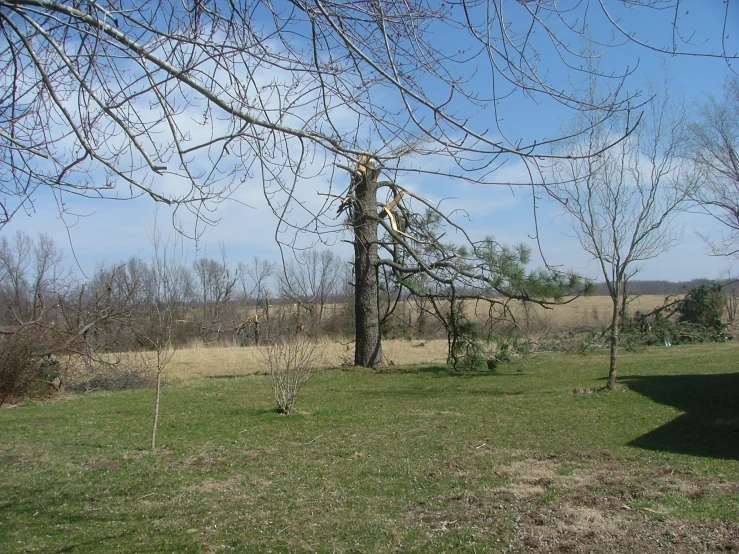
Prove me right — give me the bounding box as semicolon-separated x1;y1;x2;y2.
496;458;559;485
480;451;739;553
190;476;241;494
556;505;622;535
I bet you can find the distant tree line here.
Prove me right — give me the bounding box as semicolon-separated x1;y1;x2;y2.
0;232;357;351
1;228;736;405
590;279;720;297
0;230;734;352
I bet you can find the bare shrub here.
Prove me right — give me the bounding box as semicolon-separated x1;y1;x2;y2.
723;278;739;326
63;352;156;393
0;326;64;406
84;365;154;392
263;334;321;415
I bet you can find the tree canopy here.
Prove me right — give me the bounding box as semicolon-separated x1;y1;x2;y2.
1;0;735;233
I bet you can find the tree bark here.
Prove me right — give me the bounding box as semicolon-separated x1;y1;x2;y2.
606;288;620;390
151;360;162;450
352;166;383;367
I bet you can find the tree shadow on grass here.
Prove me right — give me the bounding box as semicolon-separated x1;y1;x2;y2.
394;364;527;378
622;372;739;461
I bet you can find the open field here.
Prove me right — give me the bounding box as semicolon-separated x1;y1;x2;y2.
236;294;674;334
165;339;451;383
382;294;673;332
163;294;676;383
2;342;738;553
473;294;678;331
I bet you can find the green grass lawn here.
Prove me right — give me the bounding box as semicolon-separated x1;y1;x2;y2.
1;343;738;553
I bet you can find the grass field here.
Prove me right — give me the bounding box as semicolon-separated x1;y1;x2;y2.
2;343;738;553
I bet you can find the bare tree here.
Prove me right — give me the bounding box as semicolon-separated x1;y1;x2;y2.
117;256;157;308
140;230;181;451
685;77;739;256
238;257;276;308
192;245;237;326
1;0;734;367
158;259;195;318
82;260;150;351
0;231;65;325
280;249;344;324
0;231;67;404
0;233;155;399
543;87;694;390
234;257;276;345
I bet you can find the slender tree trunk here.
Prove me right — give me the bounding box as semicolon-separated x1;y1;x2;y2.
352;166;383;367
606;288;620;390
264;287;270;342
151;352;163;450
446;295;458;365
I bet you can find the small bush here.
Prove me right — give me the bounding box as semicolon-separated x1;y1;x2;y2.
622;284;730;348
62;353;157;393
263;334;321;414
449;314;487;371
0;326;64;406
77;364;155;392
380;316;412;340
677;283;727;340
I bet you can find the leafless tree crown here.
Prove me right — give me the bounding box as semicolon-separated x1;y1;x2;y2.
1;0;735;233
686;77;739;256
543;83;695;389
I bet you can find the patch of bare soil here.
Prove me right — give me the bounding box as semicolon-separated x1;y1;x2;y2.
0;455;21;465
491;453;739;553
85;459;121;470
189;475;242;494
403;451;737;551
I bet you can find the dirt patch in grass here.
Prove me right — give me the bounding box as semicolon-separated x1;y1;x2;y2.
487;453;739;553
497;458;559;485
510;500;738;553
0;455;21;466
180;454;226;468
190;475;242;494
400;450;739;552
85;459;121;470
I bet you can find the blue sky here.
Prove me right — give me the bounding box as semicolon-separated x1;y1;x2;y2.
4;1;739;283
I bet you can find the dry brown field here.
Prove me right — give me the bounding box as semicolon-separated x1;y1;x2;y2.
166;338;450;383
162;295;674;383
473;293;676;331
381;294;673;336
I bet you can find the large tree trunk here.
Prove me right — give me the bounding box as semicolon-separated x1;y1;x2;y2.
352;163;383;367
